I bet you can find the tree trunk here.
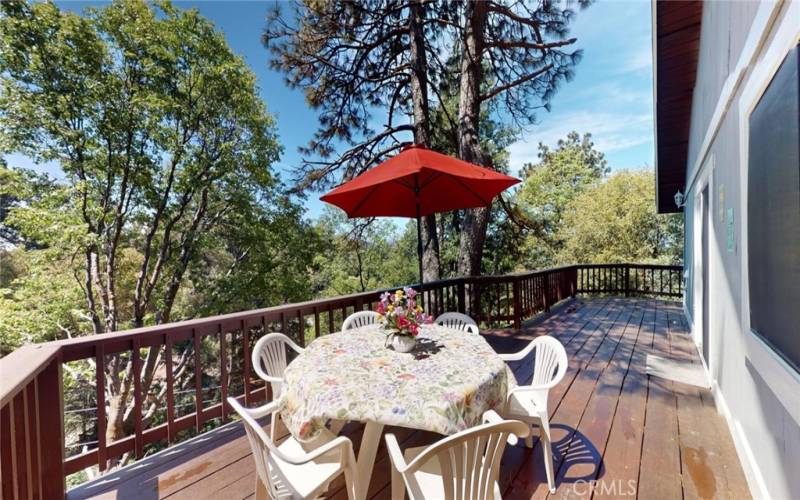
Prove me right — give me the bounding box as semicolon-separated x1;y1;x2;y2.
456;0;490;278
409;0;440;282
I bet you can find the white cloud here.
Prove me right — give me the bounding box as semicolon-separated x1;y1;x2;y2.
507;110;653;175
621;43;653;75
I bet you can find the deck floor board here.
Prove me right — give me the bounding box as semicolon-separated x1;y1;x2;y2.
68;297;750;500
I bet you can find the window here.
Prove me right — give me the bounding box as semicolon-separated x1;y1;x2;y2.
747;44;800;373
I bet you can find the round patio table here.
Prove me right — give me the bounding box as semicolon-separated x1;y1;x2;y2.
280;324;515;500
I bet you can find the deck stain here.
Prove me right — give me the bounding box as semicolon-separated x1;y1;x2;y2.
159;460;212;491
683;445;717;499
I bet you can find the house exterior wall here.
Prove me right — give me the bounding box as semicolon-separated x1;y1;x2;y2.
681;1;800;499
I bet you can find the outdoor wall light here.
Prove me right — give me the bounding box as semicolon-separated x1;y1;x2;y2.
674;190;686;208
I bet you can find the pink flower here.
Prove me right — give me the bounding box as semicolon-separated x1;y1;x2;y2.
375;303;385;314
409;324;419;337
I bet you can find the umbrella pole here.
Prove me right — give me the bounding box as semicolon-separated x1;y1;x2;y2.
416;212;424;290
414;174;424;293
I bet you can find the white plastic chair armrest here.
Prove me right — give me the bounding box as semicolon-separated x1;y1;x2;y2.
252;368;284;387
282;337;305;355
384;433;410;474
482;410;519;445
240;400;281;419
498;340;537;362
509;379;560;393
506;385;550;420
284;435;355;466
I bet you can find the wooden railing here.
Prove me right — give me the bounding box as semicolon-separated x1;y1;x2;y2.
0;263;680;497
575;263;683;298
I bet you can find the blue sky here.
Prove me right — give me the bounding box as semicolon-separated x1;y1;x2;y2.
5;0;654;220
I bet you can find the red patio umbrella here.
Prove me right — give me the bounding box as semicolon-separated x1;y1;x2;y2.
320;144;520;285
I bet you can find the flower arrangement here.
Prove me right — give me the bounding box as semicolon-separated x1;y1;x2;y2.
375;287;432;337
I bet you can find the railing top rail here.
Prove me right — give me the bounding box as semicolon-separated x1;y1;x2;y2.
0;343;61;407
576;262;682;270
462;265;578;282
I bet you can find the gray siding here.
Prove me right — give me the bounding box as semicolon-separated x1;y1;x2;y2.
687;0;760;180
682;2;800;498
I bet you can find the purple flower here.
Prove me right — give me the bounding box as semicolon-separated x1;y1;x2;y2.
405;287;418;299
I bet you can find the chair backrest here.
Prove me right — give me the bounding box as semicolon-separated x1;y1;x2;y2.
341;310;380;331
530;336;568;389
402;418;529;499
434;312;479;335
228;398;299;499
252;333;304;396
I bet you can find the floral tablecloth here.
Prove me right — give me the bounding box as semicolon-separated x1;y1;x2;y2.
280;324;516;442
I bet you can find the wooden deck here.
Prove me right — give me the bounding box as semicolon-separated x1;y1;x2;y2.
68;297;750;500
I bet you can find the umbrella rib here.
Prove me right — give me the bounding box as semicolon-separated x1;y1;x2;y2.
449;175;491;206
418;171;442;191
349;184;383;216
393;178;415;191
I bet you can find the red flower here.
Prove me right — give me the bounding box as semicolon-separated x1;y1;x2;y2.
375;303;386;314
397;316;411;329
409;324;419;337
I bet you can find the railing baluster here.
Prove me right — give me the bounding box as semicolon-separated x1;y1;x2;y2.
219;326;228;422
296;310;304;347
0;403;12;500
242;321;251;406
166;334;176;441
193;328;202;432
12;391;28;499
26;382;40;499
95;344;107;472
132;338;143;459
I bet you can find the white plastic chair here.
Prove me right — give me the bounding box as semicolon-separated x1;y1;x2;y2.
252;333;304;440
385;410;529;500
498;335;568;493
434;312;480;335
228;398;357;500
341;310;380;331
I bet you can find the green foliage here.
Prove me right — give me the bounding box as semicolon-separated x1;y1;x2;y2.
0;248;88;355
557;170;683;264
313;208;417;296
516;131;608;268
0;0;306;338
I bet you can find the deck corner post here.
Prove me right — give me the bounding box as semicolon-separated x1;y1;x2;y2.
39;355;66;499
543;272;551;313
457;280;466;314
624;264;631;297
571;266;578;298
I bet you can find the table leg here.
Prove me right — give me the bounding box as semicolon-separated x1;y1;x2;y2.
355;421;384;500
